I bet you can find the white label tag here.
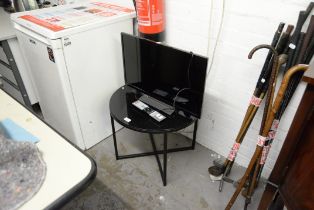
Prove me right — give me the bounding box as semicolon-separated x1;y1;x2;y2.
289;43;296;49
124;117;131;122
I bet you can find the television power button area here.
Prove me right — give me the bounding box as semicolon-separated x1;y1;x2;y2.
132;100;166;122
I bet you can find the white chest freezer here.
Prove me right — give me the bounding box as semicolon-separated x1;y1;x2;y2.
11;0;135;149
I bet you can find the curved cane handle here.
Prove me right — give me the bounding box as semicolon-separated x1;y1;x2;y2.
272;64;308;113
261;64;309;137
248;44;279;97
248;44;279;133
248;44;278;60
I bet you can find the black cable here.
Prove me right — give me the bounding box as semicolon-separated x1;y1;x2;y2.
172;88;190;108
172;52;194;109
187;52;194;88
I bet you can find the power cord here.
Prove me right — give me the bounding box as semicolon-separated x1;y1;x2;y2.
172;88;190;108
172;51;194;110
206;0;226;78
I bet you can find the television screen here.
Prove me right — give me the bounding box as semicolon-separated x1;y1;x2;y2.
121;33;208;119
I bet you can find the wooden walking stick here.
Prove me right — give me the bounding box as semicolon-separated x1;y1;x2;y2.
243;21;314;200
209;25;294;192
208;23;285;180
210;24;294;179
241;53;284;200
219;24;294;192
216;42;282;191
239;48;281;197
243;54;288;210
225;64;309;210
219;44;278;192
226;2;314;209
253;19;314;187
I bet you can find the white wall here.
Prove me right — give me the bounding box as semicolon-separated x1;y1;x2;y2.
165;0;310;177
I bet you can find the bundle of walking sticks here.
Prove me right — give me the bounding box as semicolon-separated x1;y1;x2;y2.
208;2;314;209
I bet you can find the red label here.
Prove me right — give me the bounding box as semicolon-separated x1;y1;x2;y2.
227;142;241;161
267;130;277;139
249;95;262;107
257;135;266;147
136;0;164;34
20;15;64;32
260;145;271;165
267;119;279;140
271;119;280;131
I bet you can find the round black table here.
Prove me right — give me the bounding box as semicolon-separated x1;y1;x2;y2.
109;85;198;186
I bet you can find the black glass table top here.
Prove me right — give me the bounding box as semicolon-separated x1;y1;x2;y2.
109;85;195;134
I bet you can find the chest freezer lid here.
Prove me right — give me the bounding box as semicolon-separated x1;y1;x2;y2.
10;0;135;39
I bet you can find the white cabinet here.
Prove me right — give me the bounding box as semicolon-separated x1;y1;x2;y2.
12;0;135;149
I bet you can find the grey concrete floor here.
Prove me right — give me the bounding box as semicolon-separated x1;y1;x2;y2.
61;128;264;210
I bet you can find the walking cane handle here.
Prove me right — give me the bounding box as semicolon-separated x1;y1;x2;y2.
248;44;278;60
272;64;308;114
261;64;309;137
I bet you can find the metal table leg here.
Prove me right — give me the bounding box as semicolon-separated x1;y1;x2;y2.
149;133;168;186
192;120;198;149
111;116;119;160
163;133;167;186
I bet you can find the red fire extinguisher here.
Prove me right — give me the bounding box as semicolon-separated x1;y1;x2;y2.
134;0;165;42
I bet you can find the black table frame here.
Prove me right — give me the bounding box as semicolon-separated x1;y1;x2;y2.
110;116;198;186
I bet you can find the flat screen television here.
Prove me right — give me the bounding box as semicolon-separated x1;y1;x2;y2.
121;33;208;119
